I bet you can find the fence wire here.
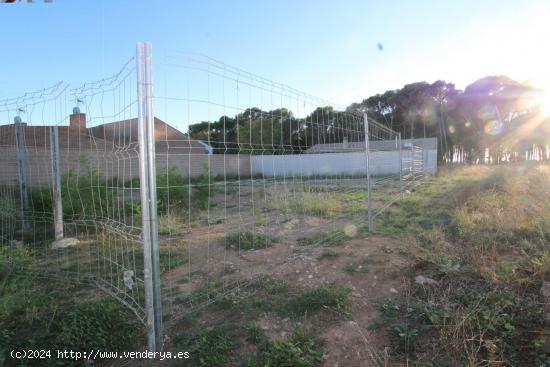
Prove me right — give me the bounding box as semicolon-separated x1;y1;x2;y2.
0;59;150;323
153;51;430;329
0;44;431;350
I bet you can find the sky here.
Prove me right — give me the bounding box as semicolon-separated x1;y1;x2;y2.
1;0;550;124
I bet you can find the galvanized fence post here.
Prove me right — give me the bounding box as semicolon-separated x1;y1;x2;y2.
364;113;372;232
15;122;30;235
137;42;163;352
50;126;63;240
412;140;416;189
398;133;403;199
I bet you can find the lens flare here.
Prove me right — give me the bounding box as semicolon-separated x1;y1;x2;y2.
541;94;550;115
484;120;503;136
477;105;497;120
343;224;357;238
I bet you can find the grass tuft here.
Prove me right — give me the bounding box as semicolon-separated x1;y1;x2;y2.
224;231;275;250
286;283;351;317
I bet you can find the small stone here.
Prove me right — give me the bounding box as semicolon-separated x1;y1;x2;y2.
390;288;398;294
52;237;79;249
308;274;313;279
123;270;135;289
415;275;439;286
298;277;304;281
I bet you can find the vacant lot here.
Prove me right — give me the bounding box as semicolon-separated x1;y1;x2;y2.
2;164;549;366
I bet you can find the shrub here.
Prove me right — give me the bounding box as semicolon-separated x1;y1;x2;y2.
156;168;214;214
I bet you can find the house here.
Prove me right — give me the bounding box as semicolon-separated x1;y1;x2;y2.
0;109;214;186
0;110;212;155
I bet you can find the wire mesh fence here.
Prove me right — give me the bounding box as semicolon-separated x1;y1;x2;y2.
0;42;432;351
0;57;149;323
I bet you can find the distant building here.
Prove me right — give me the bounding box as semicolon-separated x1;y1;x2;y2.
0;112;212;155
304;137;437;154
0;111;214;186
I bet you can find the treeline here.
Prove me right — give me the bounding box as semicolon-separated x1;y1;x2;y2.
188;106;365;155
189;76;549;163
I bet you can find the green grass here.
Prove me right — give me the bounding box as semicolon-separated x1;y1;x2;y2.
286;283;351;318
318;249;340;259
296;230;351;247
224;231;275;250
373;164;550;365
243;329;322;367
0;247;141;366
186;328;238;367
175;326;322;367
172;278;324;367
269;191;341;217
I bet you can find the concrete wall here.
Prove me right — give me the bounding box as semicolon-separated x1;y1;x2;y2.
0;146;435;187
155;153;250;179
251;149;437;177
0;147;140;187
0;147;250;187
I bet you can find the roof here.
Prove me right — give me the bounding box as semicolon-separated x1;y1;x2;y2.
0;116;211;154
304;137;437;154
0;124;112;150
89;117;210;154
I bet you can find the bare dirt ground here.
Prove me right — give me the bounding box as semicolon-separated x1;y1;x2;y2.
160;231;410;367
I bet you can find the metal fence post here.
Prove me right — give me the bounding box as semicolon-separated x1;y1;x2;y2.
15;122;30;234
363;113;372;232
50;126;63;240
398;133;403;199
137;41;163;352
412;146;416;189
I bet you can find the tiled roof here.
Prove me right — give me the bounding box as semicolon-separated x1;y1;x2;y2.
0;117;210;154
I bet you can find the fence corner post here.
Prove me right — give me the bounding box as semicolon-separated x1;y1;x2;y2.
137;41;163;352
15;122;30;235
363;112;372;232
398;133;403;199
50;126;63;240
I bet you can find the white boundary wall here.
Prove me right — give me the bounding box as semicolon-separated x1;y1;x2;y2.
251;149;437;177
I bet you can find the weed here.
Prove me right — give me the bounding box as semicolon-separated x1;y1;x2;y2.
254;207;266;226
186;328;237;367
318;249;340;259
286;283;351;317
270;192;340;217
377;298;399;320
244;330;322;367
297;230;350;247
158;212;186;235
224;231;275;250
0;257;140;366
245;323;266;345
